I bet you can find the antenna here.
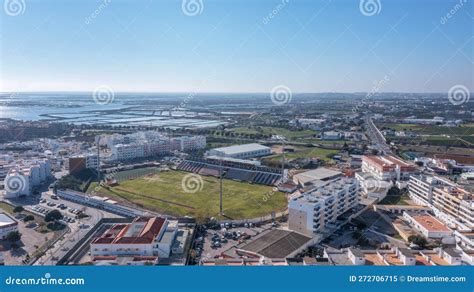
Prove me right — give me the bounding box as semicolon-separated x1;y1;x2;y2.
96;135;100;182
168;128;172;154
281;137;286;183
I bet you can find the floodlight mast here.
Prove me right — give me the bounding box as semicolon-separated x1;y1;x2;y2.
219;153;223;216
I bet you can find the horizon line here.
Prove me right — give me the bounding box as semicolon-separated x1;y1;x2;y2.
0;90;456;95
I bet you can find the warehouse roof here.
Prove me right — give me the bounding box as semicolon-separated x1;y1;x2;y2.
0;212;17;228
293;168;342;185
210;143;270;155
239;229;311;258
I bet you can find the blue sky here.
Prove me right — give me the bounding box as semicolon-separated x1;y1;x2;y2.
1;0;473;93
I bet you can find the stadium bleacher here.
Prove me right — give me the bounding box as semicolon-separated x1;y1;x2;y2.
176;159;282;186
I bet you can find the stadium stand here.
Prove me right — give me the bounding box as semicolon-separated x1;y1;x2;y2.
176;158;282;186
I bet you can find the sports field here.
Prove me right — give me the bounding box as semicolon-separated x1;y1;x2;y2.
88;170;287;220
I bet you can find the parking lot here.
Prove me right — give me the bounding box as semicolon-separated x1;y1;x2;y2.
193;222;279;263
31;197;84;225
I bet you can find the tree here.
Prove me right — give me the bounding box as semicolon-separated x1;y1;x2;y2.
408;235;427;248
387;186;401;197
23;215;34;222
6;231;22;242
45;210;63;223
342;142;349;151
13;206;24;213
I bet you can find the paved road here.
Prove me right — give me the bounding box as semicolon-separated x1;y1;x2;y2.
365;116;392;155
34;191;121;265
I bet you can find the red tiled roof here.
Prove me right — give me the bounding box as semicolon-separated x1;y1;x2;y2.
92;217;166;245
93;256;117;261
363;155;417;172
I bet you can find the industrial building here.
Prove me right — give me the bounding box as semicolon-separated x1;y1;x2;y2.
292;168;342;188
206;143;271;159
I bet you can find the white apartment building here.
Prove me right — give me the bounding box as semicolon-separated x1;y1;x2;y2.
91;217;177;259
85;154;99;169
109;134;205;161
171;135;206;152
4;169;31;197
4;159;52;198
111;143;146;161
0;156;13;179
357;155;418;200
355;171;392;201
288;177;359;237
361;155;418;182
408;175;473;231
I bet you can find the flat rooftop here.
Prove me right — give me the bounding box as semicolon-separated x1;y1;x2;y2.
0;212;17;228
210;143;270;155
239;229;311;258
294;168;342;184
411;214;451;232
363;155;416;171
